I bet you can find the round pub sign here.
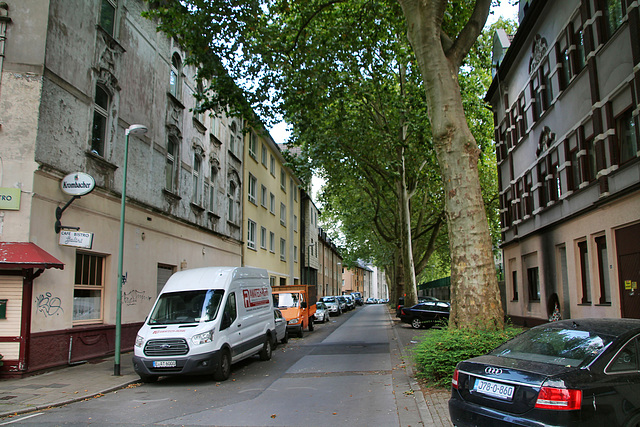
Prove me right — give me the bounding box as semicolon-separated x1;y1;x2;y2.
61;172;95;196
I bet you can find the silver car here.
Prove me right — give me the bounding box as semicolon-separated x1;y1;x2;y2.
274;308;288;344
320;296;342;316
314;302;330;323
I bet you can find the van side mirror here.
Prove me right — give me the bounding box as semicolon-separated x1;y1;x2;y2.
301;302;307;309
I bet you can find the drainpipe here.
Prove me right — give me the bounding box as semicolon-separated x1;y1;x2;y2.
0;2;11;127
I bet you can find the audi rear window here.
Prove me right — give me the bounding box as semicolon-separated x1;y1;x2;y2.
492;327;614;367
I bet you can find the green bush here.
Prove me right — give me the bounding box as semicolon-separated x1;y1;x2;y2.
413;324;523;388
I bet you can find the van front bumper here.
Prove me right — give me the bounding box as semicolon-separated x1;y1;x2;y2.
132;350;222;377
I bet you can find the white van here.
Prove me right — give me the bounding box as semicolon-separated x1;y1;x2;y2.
132;267;276;382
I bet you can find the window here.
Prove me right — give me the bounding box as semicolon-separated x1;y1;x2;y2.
293;215;298;232
248;173;257;205
548;149;560;202
270;154;275;176
586;137;597;182
169;53;182;99
91;85;110;157
261;143;267;166
165;138;178;192
280;238;286;261
607;337;639;373
604;0;625;39
229;122;237;155
531;73;542;121
280;202;286;226
280;168;286;191
194;82;204;123
557;32;571;90
523;172;533;217
617;109;638;165
261;185;267;208
578;240;591;304
74;253;105;323
269;231;275;252
537;159;548;208
192;153;202;205
249;133;257;159
517;95;527;138
572;15;586;73
595;236;611;304
247;219;256;250
228;181;237;223
294;246;298;263
260;226;267;249
220;292;237;330
207;165;217;212
566;133;581;190
527;267;540;301
99;0;117;37
270;192;275;214
511;270;519;301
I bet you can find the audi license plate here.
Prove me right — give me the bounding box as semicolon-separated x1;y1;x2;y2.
474;379;515;400
152;360;176;368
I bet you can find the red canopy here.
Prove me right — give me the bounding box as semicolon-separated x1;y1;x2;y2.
0;242;64;270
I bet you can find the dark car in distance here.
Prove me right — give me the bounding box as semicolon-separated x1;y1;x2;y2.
449;318;640;427
395;296;438;317
398;300;450;329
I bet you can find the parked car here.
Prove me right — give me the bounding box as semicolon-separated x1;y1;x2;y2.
396;296;438;317
351;292;364;306
449;318;640;427
398;301;450;329
274;308;288;344
343;295;356;310
365;297;376;304
335;296;348;312
320;296;342;316
314;302;330;323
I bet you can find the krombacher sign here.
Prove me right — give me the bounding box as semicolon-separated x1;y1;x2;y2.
61;172;95;196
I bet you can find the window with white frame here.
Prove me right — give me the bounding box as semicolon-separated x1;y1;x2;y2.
194;82;204;123
269;231;275;252
91;85;110;157
294;246;298;263
270;154;275;176
293;215;298;232
165;138;178;192
248;173;257;205
280;238;286;261
99;0;117;37
260;226;267;249
207;164;217;212
280;168;286;191
247;219;256;250
228;181;237;223
73;252;105;323
280;202;286;226
192;153;202;205
229;122;237;155
249;132;257;160
261;185;267;208
169;52;182;99
261;143;267;167
270;192;275;214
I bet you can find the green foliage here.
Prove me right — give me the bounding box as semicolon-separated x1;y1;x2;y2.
413;324;522;388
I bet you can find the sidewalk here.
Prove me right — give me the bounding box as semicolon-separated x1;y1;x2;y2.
0;355;139;419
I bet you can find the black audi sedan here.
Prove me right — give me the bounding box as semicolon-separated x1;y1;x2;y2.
449;318;640;427
398;300;450;329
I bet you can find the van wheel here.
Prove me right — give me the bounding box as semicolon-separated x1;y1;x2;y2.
308;318;314;332
214;349;231;381
259;336;273;361
298;326;304;338
138;374;158;383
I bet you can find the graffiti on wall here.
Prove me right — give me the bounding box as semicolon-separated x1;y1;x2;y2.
123;289;153;306
35;292;64;317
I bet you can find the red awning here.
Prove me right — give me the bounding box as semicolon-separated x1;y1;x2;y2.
0;242;64;270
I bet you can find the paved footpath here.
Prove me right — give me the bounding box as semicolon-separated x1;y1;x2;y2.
0;309;452;426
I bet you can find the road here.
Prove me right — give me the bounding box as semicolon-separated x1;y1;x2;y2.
2;304;442;426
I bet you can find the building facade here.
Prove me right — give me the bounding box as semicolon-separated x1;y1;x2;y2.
0;0;245;376
488;0;640;325
318;228;343;297
243;126;301;286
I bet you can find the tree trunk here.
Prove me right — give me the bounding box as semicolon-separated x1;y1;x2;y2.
398;0;503;329
398;146;419;307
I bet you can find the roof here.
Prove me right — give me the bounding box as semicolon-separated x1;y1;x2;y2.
0;242;64;270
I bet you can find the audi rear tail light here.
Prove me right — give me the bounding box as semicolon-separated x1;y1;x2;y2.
535;386;582;410
452;368;459;389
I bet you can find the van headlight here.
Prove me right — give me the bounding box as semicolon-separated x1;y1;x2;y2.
135;335;144;348
287;318;301;325
191;330;213;345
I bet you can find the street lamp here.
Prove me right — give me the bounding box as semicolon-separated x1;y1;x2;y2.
115;124;147;376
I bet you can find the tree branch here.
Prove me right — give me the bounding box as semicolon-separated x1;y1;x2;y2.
288;0;348;54
447;0;492;68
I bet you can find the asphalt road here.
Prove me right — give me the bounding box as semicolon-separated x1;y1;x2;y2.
1;304;434;426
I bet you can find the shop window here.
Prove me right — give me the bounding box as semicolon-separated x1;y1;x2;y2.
73;253;105;323
91;85;110;157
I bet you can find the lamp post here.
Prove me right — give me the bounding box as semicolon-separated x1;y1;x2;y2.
115;124;147;376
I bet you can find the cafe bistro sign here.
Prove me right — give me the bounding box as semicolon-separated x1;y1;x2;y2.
61;172;95;196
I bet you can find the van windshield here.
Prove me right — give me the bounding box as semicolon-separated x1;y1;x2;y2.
274;292;300;308
148;289;224;325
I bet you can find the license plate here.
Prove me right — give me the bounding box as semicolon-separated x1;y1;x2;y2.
152;360;176;368
474;378;515;400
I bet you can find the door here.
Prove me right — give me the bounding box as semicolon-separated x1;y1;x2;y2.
616;223;640;318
